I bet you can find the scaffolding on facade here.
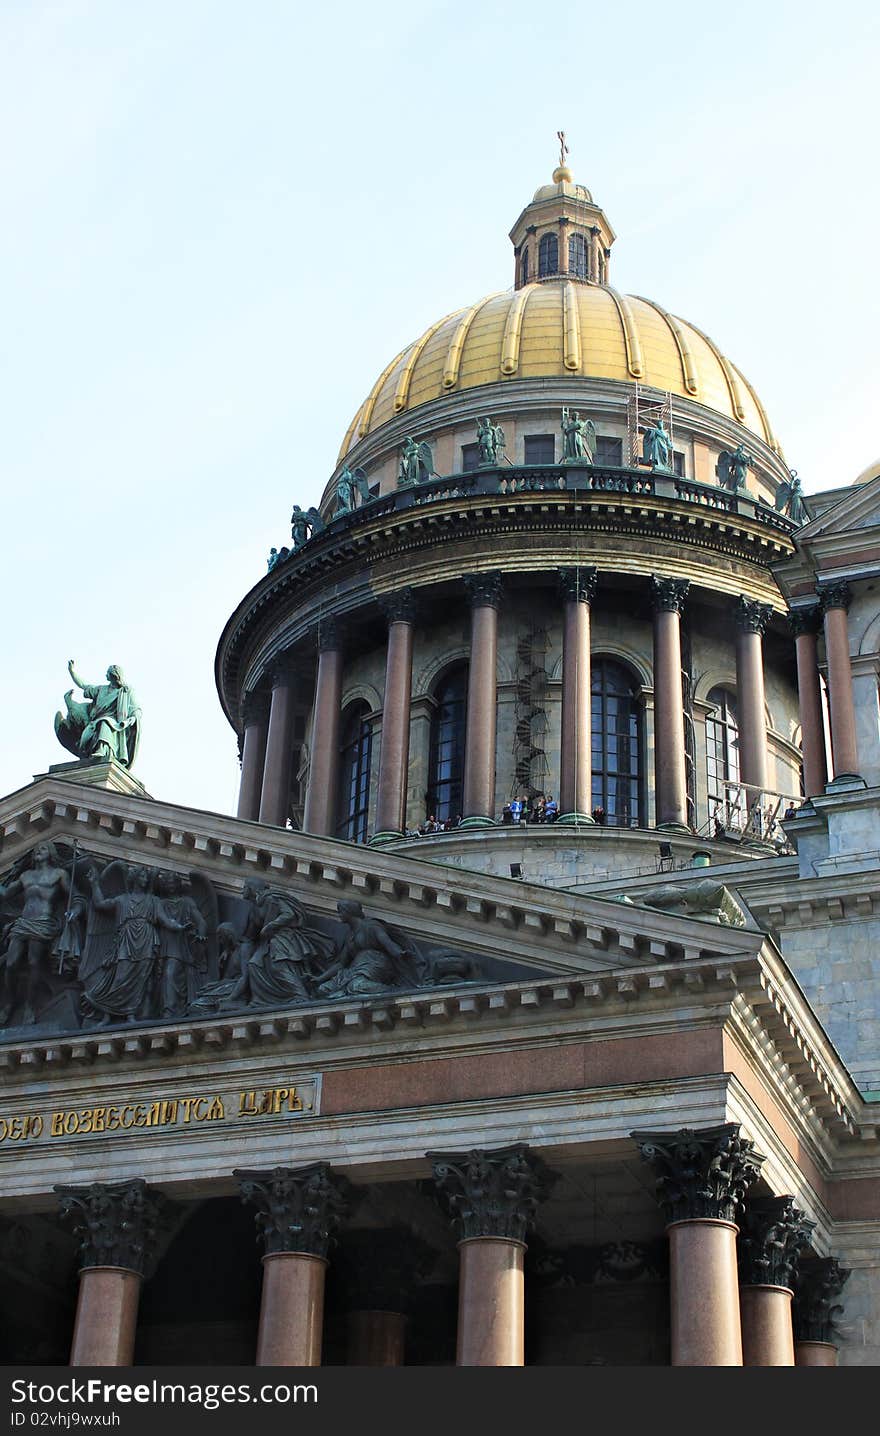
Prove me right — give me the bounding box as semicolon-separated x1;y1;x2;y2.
627;384;674;467
511;625;551;800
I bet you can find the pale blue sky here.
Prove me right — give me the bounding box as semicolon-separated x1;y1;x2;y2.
2;0;878;815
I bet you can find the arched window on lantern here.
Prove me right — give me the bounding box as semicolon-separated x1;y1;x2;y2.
427;664;468;824
336;702;373;843
706;686;741;830
520;247;530;285
569;233;588;279
591;658;642;826
538;232;558;278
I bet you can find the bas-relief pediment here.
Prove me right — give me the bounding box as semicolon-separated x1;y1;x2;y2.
0;836;557;1045
0;771;767;1048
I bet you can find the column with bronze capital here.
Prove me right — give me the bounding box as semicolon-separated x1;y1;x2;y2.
793;1255;850;1366
557;566;598;824
738;1195;814;1365
373;589;416;841
820;583;863;784
236;1163;353;1367
429;1143;554;1366
339;1226;434;1366
650;576;691;829
735;597;773;795
789;606;828;796
56;1178;163;1366
303;618;345;837
461;572;503;828
258;656;298;826
237;692;269;821
633;1124;764;1365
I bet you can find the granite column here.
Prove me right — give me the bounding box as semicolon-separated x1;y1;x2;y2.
789;606;828;796
430;1143;554;1366
821;584;862;782
258;657;298;826
738;1195;814;1365
373;590;416;841
793;1255;850;1367
735;597;772;796
461;573;503;827
237;693;269;821
236;1163;353;1367
557;566;597;824
650;576;691;829
56;1179;163;1367
303;619;345;836
634;1124;764;1366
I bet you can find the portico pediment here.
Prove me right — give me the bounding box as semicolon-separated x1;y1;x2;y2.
0;777;768;1051
795;473;880;541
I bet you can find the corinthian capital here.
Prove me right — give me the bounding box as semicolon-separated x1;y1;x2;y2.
787;605;822;638
428;1142;555;1242
464;571;504;610
235;1163;354;1258
557;566;598;605
793;1255;850;1343
380;587;417;626
632;1123;764;1224
55;1179;165;1277
819;582;853;613
736;597;774;635
241;691;270;727
738;1195;815;1289
650;576;690;614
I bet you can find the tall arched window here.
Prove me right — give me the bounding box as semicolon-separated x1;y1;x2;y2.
520;248;529;285
538;232;558;278
569;233;588;279
427;665;468;823
591;659;642;825
706;687;740;825
336;703;372;843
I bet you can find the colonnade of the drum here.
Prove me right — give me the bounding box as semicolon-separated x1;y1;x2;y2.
54;1124;847;1367
237;571;836;837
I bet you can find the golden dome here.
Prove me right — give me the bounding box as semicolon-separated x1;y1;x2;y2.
339;279;780;459
853;457;880;486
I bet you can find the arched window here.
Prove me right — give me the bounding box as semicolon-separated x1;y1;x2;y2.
569;233;588;279
520;248;529;285
336;703;372;842
591;659;641;825
538;232;558;278
706;687;740;826
427;665;468;824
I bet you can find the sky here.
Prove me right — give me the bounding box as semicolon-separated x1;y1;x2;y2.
2;0;878;816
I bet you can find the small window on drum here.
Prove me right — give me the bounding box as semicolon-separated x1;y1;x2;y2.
706;687;740;828
673;451;685;477
591;659;642;826
524;434;555;465
461;443;481;473
538;232;558;278
595;436;623;467
427;665;468;825
336;703;372;843
569;233;588;279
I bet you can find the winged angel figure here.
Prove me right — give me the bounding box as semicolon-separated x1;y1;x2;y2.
78;862;215;1025
398;437;434;487
773;472;807;524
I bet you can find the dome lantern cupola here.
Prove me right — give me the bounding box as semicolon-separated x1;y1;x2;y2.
509;138;616;289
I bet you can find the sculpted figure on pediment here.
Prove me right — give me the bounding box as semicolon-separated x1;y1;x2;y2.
0;842;75;1026
613;879;746;927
